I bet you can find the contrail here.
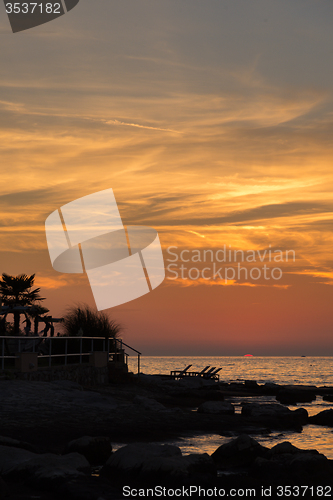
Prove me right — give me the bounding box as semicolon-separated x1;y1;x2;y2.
105;119;181;134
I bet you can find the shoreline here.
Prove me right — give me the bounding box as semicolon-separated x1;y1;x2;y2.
1;376;333;498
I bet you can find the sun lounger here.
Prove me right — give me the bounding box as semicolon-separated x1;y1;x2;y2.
202;367;222;381
198;366;210;374
204;366;216;376
170;364;221;381
170;364;192;379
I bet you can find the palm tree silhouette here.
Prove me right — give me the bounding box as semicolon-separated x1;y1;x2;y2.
0;274;46;335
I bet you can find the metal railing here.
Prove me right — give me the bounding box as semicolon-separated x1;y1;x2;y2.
0;336;141;373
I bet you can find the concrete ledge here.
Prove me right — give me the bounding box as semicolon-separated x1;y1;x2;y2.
15;352;38;372
89;351;108;368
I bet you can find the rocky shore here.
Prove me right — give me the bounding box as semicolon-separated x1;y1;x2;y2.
1;375;333;499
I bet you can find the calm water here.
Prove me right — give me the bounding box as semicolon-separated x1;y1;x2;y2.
124;356;333;459
128;356;333;386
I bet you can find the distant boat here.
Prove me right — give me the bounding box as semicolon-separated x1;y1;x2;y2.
244;354;254;357
301;355;306;357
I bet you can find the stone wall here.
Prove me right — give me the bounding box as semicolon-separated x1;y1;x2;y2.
12;363;109;385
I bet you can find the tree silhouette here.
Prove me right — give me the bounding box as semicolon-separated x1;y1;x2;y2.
0;274;46;335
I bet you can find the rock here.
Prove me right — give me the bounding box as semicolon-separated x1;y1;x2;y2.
244;380;258;389
197;401;234;415
101;443;215;483
241;403;308;426
241;402;292;417
65;436;112;464
323;394;333;402
0;476;9;498
169;388;224;403
252;441;332;483
262;382;281;395
0;445;89;488
211;435;268;468
276;388;316;405
268;441;319;457
0;445;36;475
133;395;166;411
292;407;309;424
30;454;89;488
58;476;121;500
288;453;333;482
252;456;284;481
205;391;225;401
178;378;216;389
309;409;333;426
0;436;35;452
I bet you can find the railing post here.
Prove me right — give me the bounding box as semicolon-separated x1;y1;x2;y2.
49;338;52;367
138;353;140;376
1;339;4;370
79;338;82;364
65;338;68;366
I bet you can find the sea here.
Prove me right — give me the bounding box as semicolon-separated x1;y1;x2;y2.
124;356;333;459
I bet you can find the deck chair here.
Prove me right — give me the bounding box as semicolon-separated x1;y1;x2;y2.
178;364;192;376
198;366;210;375
170;364;192;379
203;366;216;376
205;367;222;381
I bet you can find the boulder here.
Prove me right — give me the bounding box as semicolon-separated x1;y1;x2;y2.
0;445;35;476
276;388;316;405
252;456;284;481
133;395;166;412
0;436;35;452
252;441;332;483
292;407;309;424
244;380;258;389
262;382;281;395
195;389;225;401
322;394;333;402
287;453;333;482
241;403;308;425
65;436;112;464
101;443;215;482
241;402;292;417
268;441;318;456
309;409;333;426
197;401;234;415
58;476;121;500
178;378;216;389
169;388;224;403
0;476;9;498
211;435;268;468
0;445;89;488
30;454;89;488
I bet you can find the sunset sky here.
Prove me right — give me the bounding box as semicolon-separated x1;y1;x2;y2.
1;0;333;355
